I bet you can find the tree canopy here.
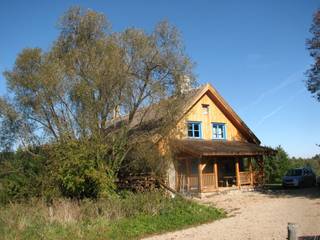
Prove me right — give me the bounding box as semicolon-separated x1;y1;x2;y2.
1;7;195;149
0;7;196;200
306;9;320;101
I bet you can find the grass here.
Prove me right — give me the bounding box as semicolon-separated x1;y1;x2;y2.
0;192;224;240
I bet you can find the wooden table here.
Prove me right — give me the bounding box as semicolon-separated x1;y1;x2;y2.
223;176;235;187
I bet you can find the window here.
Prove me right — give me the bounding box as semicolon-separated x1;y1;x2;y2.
202;104;209;115
187;122;202;138
212;123;226;140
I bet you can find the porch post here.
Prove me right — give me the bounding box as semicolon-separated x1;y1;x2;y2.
249;157;253;185
235;158;241;188
186;159;190;191
198;159;203;193
214;159;218;189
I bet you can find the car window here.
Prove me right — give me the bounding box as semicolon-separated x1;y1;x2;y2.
286;169;302;176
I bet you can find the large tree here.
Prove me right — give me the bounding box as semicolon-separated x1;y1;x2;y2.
2;7;194;146
306;10;320;101
0;7;195;199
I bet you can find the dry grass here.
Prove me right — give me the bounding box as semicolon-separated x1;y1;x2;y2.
0;192;224;240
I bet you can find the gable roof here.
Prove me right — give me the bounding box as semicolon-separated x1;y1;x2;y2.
111;83;261;145
178;83;261;144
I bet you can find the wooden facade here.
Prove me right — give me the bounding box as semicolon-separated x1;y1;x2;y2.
164;84;273;193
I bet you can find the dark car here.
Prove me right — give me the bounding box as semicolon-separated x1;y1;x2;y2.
282;168;316;188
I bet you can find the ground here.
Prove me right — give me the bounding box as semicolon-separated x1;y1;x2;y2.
145;187;320;240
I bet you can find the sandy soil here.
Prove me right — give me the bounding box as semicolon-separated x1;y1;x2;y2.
144;187;320;240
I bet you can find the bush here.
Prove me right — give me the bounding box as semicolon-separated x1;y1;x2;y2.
0;135;129;202
50;140;117;199
0;149;47;203
264;146;291;184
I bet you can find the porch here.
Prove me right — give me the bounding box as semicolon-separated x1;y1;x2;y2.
175;157;262;193
173;139;273;193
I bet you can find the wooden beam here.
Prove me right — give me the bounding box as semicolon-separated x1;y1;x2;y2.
214;159;218;189
235;158;240;188
201;163;206;171
249;158;253;185
198;159;203;193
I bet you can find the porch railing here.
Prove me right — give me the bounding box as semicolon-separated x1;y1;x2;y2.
239;171;262;185
202;173;215;187
189;174;199;190
176;173;216;192
239;171;251;185
177;170;261;192
176;174;199;192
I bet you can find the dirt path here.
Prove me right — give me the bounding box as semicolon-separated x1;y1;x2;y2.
145;188;320;240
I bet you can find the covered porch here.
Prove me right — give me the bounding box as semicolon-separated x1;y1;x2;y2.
173;140;274;193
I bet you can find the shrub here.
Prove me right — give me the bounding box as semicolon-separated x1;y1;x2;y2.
264;145;291;184
0;149;47;203
50;140;117;199
0;134;129;202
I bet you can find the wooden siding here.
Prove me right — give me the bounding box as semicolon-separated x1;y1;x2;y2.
174;93;246;141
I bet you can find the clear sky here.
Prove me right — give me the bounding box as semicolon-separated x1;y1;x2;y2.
0;0;319;157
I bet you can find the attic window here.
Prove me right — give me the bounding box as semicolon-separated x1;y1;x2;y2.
212;123;226;140
202;104;209;115
187;122;202;138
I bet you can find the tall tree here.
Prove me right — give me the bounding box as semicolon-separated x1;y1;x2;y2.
306;10;320;101
0;7;196;199
2;7;195;148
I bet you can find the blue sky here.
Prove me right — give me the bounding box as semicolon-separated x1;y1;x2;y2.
0;0;319;157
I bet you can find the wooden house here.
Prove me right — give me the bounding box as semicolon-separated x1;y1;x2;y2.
160;83;274;194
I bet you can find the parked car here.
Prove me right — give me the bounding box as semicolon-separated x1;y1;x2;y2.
282;168;316;188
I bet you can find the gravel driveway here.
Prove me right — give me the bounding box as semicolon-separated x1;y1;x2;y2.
145;187;320;240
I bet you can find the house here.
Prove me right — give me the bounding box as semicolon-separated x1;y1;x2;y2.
114;82;274;195
159;83;274;194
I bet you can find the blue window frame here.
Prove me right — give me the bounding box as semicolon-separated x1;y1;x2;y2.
212;123;226;140
187;121;202;138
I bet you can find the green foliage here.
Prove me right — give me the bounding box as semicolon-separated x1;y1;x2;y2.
0;6;196;201
0;192;224;240
264;146;320;184
264;146;291;183
290;154;320;175
1;6;195;148
0;134;129;202
0;98;21;152
0;149;47;203
52;138;126;199
107;197;223;239
306;10;320;101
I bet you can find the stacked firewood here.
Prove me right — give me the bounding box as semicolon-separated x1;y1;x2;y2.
116;174;161;192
